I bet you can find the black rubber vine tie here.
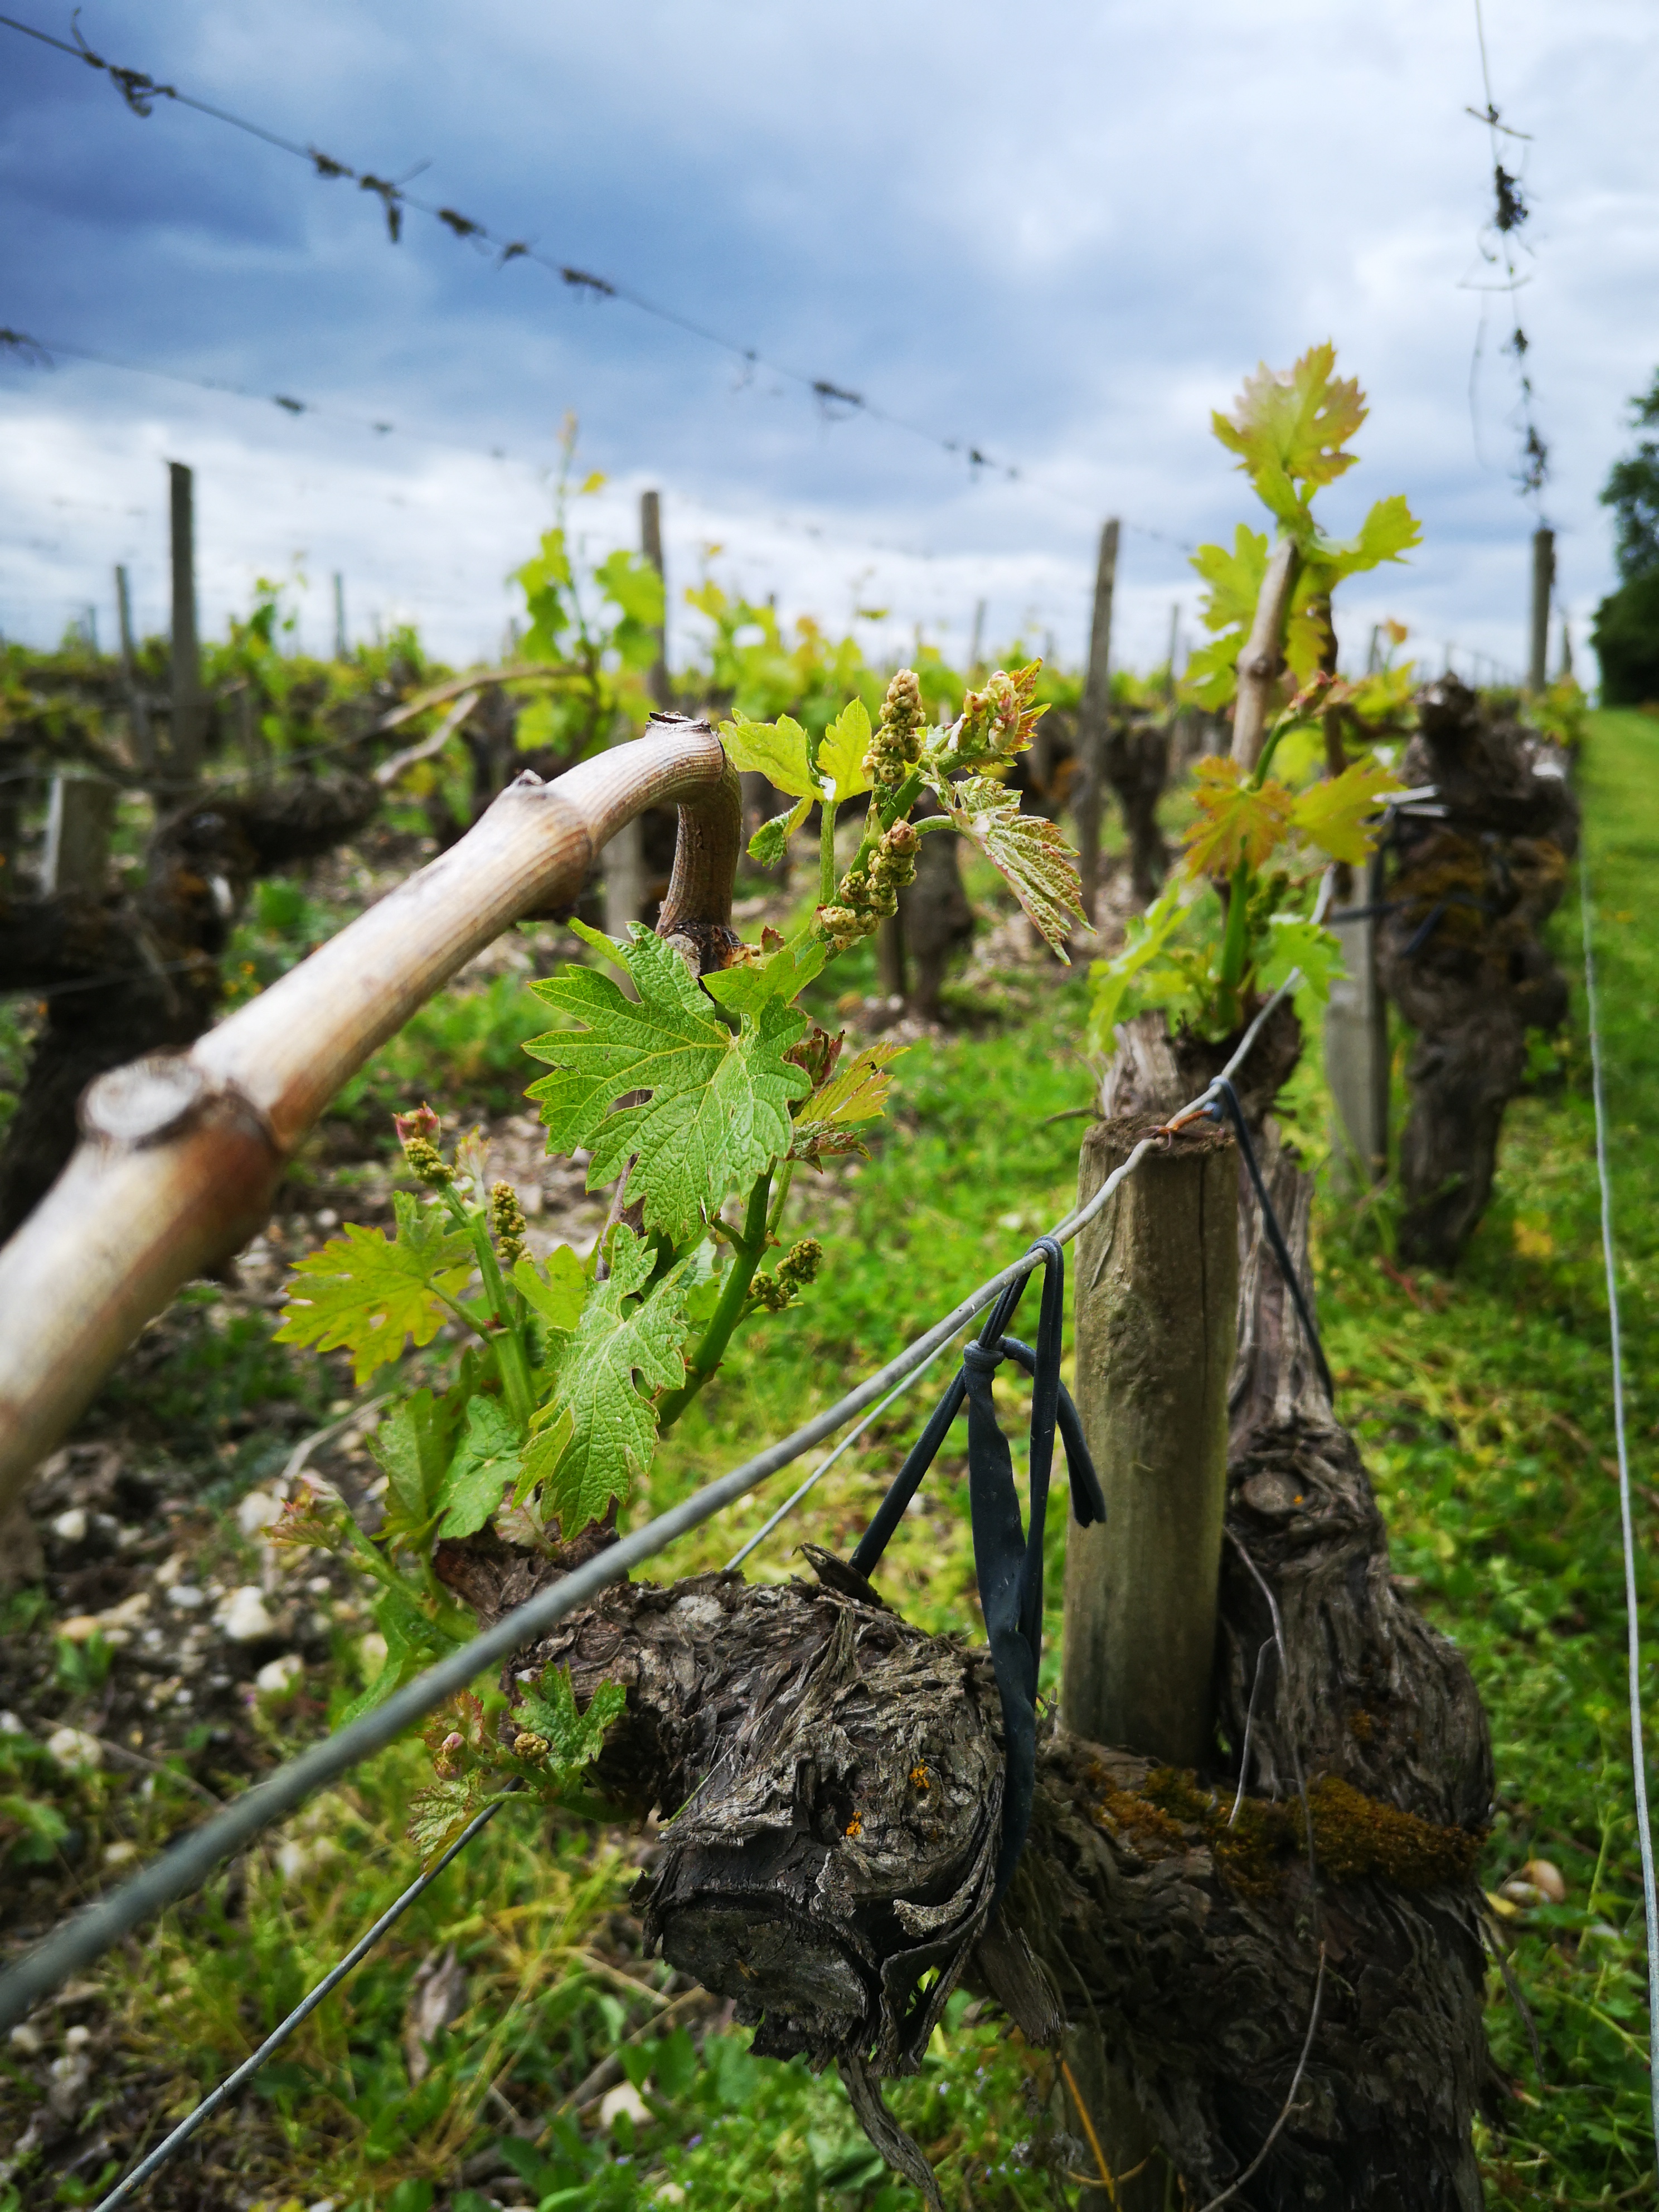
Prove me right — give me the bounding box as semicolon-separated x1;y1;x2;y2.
1205;1078;1335;1404
848;1237;1104;1901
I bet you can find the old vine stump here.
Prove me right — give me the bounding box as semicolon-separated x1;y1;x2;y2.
438;1010;1496;2208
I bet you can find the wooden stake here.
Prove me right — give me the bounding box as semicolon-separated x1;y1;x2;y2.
1229;537;1297;770
167;462;202;786
40;778;117;897
1325;852;1389;1186
1527;526;1555;695
333;571;348;662
1075;519;1119;923
0;726;740;1507
1063;1113;1238;2210
641;489;670;710
114;564;153;776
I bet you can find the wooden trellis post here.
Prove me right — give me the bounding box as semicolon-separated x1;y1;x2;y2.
167;462;203;787
1062;1114;1239;2209
1326;852;1389;1185
1075;519;1119;924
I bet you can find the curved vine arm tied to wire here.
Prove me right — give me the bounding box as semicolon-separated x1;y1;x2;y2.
0;714;742;1512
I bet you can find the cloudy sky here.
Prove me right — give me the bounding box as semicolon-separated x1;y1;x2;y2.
2;0;1656;685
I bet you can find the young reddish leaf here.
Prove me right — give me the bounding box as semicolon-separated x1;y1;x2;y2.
1212;343;1366;503
789;1042;906;1164
1181;758;1296;879
937;776;1084;956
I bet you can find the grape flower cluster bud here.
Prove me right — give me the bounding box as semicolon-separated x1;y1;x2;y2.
861;668;928;788
394;1103;452;1187
751;1236;824;1313
820;819;922;953
953;662;1044;761
489;1181;528;1267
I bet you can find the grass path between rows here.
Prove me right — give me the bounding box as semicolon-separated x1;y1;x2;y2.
4;712;1656;2208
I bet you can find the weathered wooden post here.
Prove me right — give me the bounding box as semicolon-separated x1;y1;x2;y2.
114;564;153;777
641;488;670;711
40;778;117;897
604;491;666;941
332;571;349;662
1061;1115;1239;2209
1527;526;1554;695
1075;519;1119;923
167;462;203;787
1326;853;1389;1185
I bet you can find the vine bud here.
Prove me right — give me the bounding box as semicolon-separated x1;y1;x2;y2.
489;1181;528;1267
396;1105;453;1187
433;1730;467;1781
512;1730;551;1760
778;1237;823;1289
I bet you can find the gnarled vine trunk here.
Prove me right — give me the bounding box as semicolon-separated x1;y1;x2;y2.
1376;677;1579;1269
1102;715;1170;904
439;1005;1496;2208
0;777;379;1240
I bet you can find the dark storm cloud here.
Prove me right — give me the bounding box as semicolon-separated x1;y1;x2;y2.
2;0;1657;670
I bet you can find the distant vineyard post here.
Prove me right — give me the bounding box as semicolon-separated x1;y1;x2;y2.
166;461;203;788
1061;1117;1239;2208
114;560;153;775
1325;851;1390;1186
1075;516;1119;922
603;489;665;938
1527;525;1555;695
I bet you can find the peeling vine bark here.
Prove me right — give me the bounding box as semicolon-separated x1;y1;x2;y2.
431;974;1497;2209
438;1139;1495;2210
1376;676;1579;1269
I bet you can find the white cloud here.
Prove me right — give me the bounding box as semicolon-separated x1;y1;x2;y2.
1;0;1655;683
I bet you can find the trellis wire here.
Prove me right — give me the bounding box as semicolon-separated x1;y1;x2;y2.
92;1795;509;2212
1578;842;1659;2161
725;1318;971;1569
5;930;1326;2212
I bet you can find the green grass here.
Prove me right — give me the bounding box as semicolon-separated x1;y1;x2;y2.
7;714;1658;2206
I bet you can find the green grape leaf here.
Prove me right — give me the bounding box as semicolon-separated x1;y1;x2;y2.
935;776;1084;957
748;795;812;868
593;547;666;629
1291;759;1406;865
406;1773;507;1865
1180;634;1248;712
1258;916;1345;1010
1185;527;1271;708
513;1664;627;1776
790;1042;905;1163
1315;494;1422;586
434;1396;525;1540
525;924;809;1242
371;1389;462;1537
1182;758;1296;879
274;1192;473;1386
1212;344;1366;508
526;1226;692;1530
512;1246;588;1332
343;1581;453;1725
702;933;826;1017
1192;526;1270;637
816;697;873;802
1086;879;1192;1045
719;711;814;798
